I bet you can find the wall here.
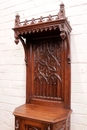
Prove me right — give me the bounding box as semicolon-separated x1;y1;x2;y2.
0;0;87;130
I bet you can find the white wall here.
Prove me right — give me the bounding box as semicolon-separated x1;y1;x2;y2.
0;0;87;130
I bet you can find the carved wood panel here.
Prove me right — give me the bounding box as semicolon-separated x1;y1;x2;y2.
53;121;66;130
15;117;20;130
32;38;63;101
25;126;40;130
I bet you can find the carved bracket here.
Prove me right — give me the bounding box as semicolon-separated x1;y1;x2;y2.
19;36;27;65
60;30;66;40
59;22;71;64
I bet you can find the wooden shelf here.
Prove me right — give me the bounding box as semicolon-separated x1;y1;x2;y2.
13;104;72;123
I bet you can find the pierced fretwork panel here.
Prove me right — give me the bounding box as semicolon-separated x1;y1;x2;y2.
33;38;63;100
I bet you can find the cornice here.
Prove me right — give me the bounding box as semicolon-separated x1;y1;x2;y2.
12;2;72;44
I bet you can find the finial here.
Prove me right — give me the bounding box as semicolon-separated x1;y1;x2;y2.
59;2;66;19
31;18;35;24
15;13;20;27
14;37;19;44
15;13;20;18
60;2;64;7
48;15;52;21
14;32;19;44
39;16;43;22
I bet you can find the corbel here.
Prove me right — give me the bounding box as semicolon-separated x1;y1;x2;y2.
60;29;71;64
58;3;71;64
14;14;27;65
59;22;71;64
19;36;28;65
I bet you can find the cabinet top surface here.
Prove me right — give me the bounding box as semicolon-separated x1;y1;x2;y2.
13;104;72;123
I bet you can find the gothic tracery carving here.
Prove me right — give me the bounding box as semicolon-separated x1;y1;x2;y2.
33;39;62;99
25;126;39;130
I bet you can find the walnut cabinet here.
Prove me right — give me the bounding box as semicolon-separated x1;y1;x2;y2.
12;3;72;130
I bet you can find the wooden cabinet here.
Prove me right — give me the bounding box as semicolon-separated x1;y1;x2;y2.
14;104;71;130
13;3;72;130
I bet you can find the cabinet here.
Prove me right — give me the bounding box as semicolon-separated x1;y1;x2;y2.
13;3;72;130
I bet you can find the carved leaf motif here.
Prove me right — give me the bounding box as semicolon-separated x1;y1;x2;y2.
15;119;19;129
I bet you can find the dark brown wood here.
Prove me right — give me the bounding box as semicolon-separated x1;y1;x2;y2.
12;3;72;130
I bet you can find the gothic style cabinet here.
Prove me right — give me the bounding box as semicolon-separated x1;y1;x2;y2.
12;3;72;130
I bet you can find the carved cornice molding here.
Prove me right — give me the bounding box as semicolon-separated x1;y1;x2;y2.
12;3;72;44
12;3;72;65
